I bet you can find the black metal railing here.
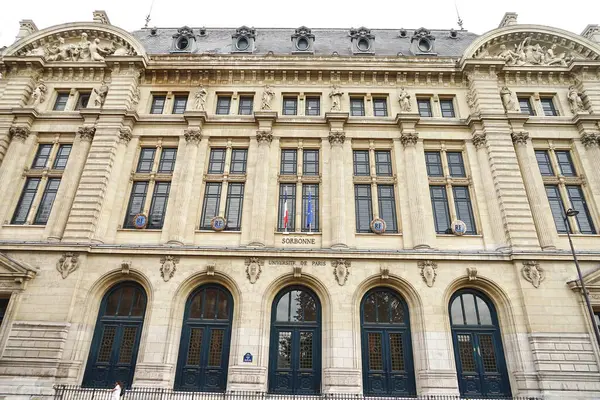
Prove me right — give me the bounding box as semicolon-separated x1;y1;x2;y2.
52;386;542;400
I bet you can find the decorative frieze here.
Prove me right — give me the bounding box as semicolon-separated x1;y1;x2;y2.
418;260;437;287
332;259;350;286
56;253;79;279
245;257;263;284
160;256;179;282
78;126;96;142
522;261;545;288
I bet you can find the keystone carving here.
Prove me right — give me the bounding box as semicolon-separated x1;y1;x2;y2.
121;261;131;274
328;131;345;145
78;126;96;141
472;133;487;149
522;261;545;288
160;256;179;282
467;267;478;281
56;253;79;279
418;260;437;287
332;259;350;286
9;126;31;142
380;265;390;280
256;130;273;144
206;263;216;276
511;131;529;145
184;127;202;144
400;132;418;147
245;257;263;284
293;265;302;278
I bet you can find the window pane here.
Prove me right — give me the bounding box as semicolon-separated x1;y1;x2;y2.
373;98;388;117
280;149;297;175
417;99;432;117
200;182;222;229
353;150;370;176
363;294;376;323
350;98;365;116
158;148;177;173
75;92;91;110
32;144;53;169
52;144;72;170
11;178;41;224
463;294;478;325
53;93;69;111
276;292;290;321
33;178;61;225
545;185;568;233
224;183;244;231
277;184;296;231
354;184;373;233
378;185;398;233
0;298;10;327
555;150;576;176
277;331;292;368
208;148;226;174
375;150;392;176
305;97;320;116
216;96;231;115
477;297;492;325
535;150;554;176
136;148;156;173
425;151;443;177
302;150;319;176
230;149;248;174
453;186;476;234
282;97;297;115
440;99;455;118
148;182;170;229
447;152;466;177
302;184;319;232
541;98;558;116
567;185;596;234
519;97;535;116
430;186;451;234
150;95;166;114
172;95;188;114
123;181;149;228
238;96;254;115
450;297;464;325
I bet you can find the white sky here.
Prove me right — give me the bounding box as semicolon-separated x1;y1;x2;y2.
1;0;599;47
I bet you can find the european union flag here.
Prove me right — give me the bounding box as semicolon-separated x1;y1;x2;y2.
306;189;313;231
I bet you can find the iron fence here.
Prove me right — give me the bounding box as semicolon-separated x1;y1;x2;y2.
52;386;542;400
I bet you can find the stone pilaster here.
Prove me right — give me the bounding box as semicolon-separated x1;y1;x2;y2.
0;116;13;167
572;67;600;114
0;69;39;109
326;112;349;249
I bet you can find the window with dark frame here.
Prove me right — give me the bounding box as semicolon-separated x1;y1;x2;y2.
208;148;227;174
535;150;554;176
33;178;61;225
417;98;433;117
11;178;41;225
545;185;568;233
566;185;596;234
53;93;69;111
238;96;254;115
150;95;166;114
158;148;177;173
354;184;373;233
75;92;91;110
305;97;320;116
555;150;576;176
440;99;455;118
303;150;319;176
277;184;296;231
447;152;466;177
230;149;248;174
136;148;156;173
172;95;188;114
353;150;370;176
52;145;72;170
350;98;365;116
302;184;319;232
282;97;298;115
425;151;443;177
280;149;298;175
0;298;9;328
224;183;245;231
518;97;535;116
373;98;388;117
216;96;232;115
430;186;451;234
540;97;558;116
147;182;171;229
377;185;397;233
31;144;53;169
453;186;476;234
123;181;149;229
375;150;392;176
200;182;222;229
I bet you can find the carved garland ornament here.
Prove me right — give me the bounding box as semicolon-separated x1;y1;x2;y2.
56;253;79;279
160;256;179;282
522;261;545;288
332;259;350;286
245;257;263;284
418;260;437;287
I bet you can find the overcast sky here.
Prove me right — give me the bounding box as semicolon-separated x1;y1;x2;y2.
1;0;599;47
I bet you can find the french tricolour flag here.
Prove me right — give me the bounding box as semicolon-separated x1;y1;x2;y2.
283;188;289;231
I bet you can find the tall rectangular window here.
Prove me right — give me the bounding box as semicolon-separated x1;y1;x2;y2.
53;93;69;111
283;97;298;115
440;99;456;118
75;91;91;110
136;148;156;173
519;97;535;116
150;95;166;114
172;95;188;114
31;144;53;169
353;150;370;176
216;96;232;115
373;98;388;117
230;149;248;174
417;98;432;117
147;182;171;229
123;181;149;228
555;150;576;176
11;178;41;224
447;152;466;177
280;149;297;175
375;151;392;176
305;97;320;116
350;98;365;116
425;152;443;177
535;150;554;176
208;148;227;174
0;298;9;328
33;178;61;225
158;148;177;173
377;185;397;233
200;183;222;229
303;150;319;176
545;185;568;233
354;185;373;233
302;184;319;232
225;183;245;231
540;97;558;116
52;145;72;170
430;186;451;234
277;184;296;231
453;186;476;234
238;96;254;115
566;185;596;234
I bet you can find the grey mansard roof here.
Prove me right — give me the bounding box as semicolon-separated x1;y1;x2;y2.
131;27;479;57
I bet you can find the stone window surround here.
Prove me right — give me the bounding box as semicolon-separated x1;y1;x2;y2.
148;91;190;115
517;92;563;117
48;88;94;113
417;94;458;118
423;140;481;236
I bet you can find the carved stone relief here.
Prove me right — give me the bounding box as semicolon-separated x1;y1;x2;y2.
78;126;96;142
332;259;350;286
380;265;389;280
522;261;545;288
329;85;344;112
328;131;345;145
500;86;518;112
293;265;302;278
28;79;47;108
206;263;216;276
260;85;275;110
92;81;109;107
418;260;437;287
119;127;133;143
121;261;131;274
472;133;487;149
398;87;412;112
400;132;418;147
511;131;529;145
478;36;580;66
567;86;587;114
245;257;263;284
160;256;179;282
56;253;79;279
581;132;598;148
193;86;208;111
256;130;273;144
9;126;31;142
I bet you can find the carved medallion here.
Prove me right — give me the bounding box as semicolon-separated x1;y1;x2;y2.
418;260;437;287
332;259;350;286
522;261;545;288
160;256;179;282
56;253;79;279
245;257;263;284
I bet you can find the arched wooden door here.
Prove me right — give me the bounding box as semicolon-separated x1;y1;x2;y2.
450;289;511;398
268;286;321;394
82;282;147;388
360;287;416;396
174;284;233;392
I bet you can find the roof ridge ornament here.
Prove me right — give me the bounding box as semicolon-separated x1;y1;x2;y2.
498;12;518;28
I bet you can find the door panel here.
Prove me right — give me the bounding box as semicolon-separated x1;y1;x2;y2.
269;328;319;394
478;333;505;396
455;332;482;396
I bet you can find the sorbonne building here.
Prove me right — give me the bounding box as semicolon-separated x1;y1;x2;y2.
1;9;600;399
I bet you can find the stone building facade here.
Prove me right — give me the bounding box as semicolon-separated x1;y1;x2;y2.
0;10;600;399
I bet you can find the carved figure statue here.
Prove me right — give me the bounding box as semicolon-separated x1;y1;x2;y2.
130;87;141;110
29;80;47;107
77;32;91;61
25;42;46;57
93;81;109;107
89;38;113;62
260;85;275;110
193;86;208;111
398;87;412;112
329;85;344;112
498;44;518;65
567;85;586;114
492;37;574;67
544;44;570;66
500;86;517;112
45;37;73;62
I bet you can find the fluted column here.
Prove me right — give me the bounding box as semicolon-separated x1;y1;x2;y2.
46;126;95;240
329;131;348;248
511;131;557;249
248;130;273;246
166;127;202;245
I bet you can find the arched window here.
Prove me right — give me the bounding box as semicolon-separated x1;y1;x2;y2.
450;289;511;397
175;284;233;392
360;288;416;396
82;282;147;388
269;286;321;394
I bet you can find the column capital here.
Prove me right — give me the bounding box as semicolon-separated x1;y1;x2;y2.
118;127;133;144
400;132;419;147
328;131;345;146
8;125;31;142
581;132;599;148
511;131;529;145
184;127;202;145
472;133;487;149
256;130;273;145
78;126;96;142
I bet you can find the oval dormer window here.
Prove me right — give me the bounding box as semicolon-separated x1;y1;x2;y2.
418;38;432;53
236;37;250;51
296;37;309;51
176;36;189;51
357;38;371;52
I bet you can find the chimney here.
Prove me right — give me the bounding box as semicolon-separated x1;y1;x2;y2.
582;25;600;43
15;20;38;42
93;10;111;25
498;12;518;28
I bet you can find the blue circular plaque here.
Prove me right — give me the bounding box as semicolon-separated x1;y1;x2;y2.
451;220;467;236
133;213;148;229
211;216;226;231
370;218;387;234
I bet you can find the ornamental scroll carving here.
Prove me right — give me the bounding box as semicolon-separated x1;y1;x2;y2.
256;130;273;144
328;131;345;145
511;131;529;145
418;260;437;287
332;259;350;286
9;126;31;142
472;133;487;149
400;132;418;147
184;128;202;144
160;256;179;282
78;126;96;141
56;253;79;279
522;261;545;288
245;257;263;284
